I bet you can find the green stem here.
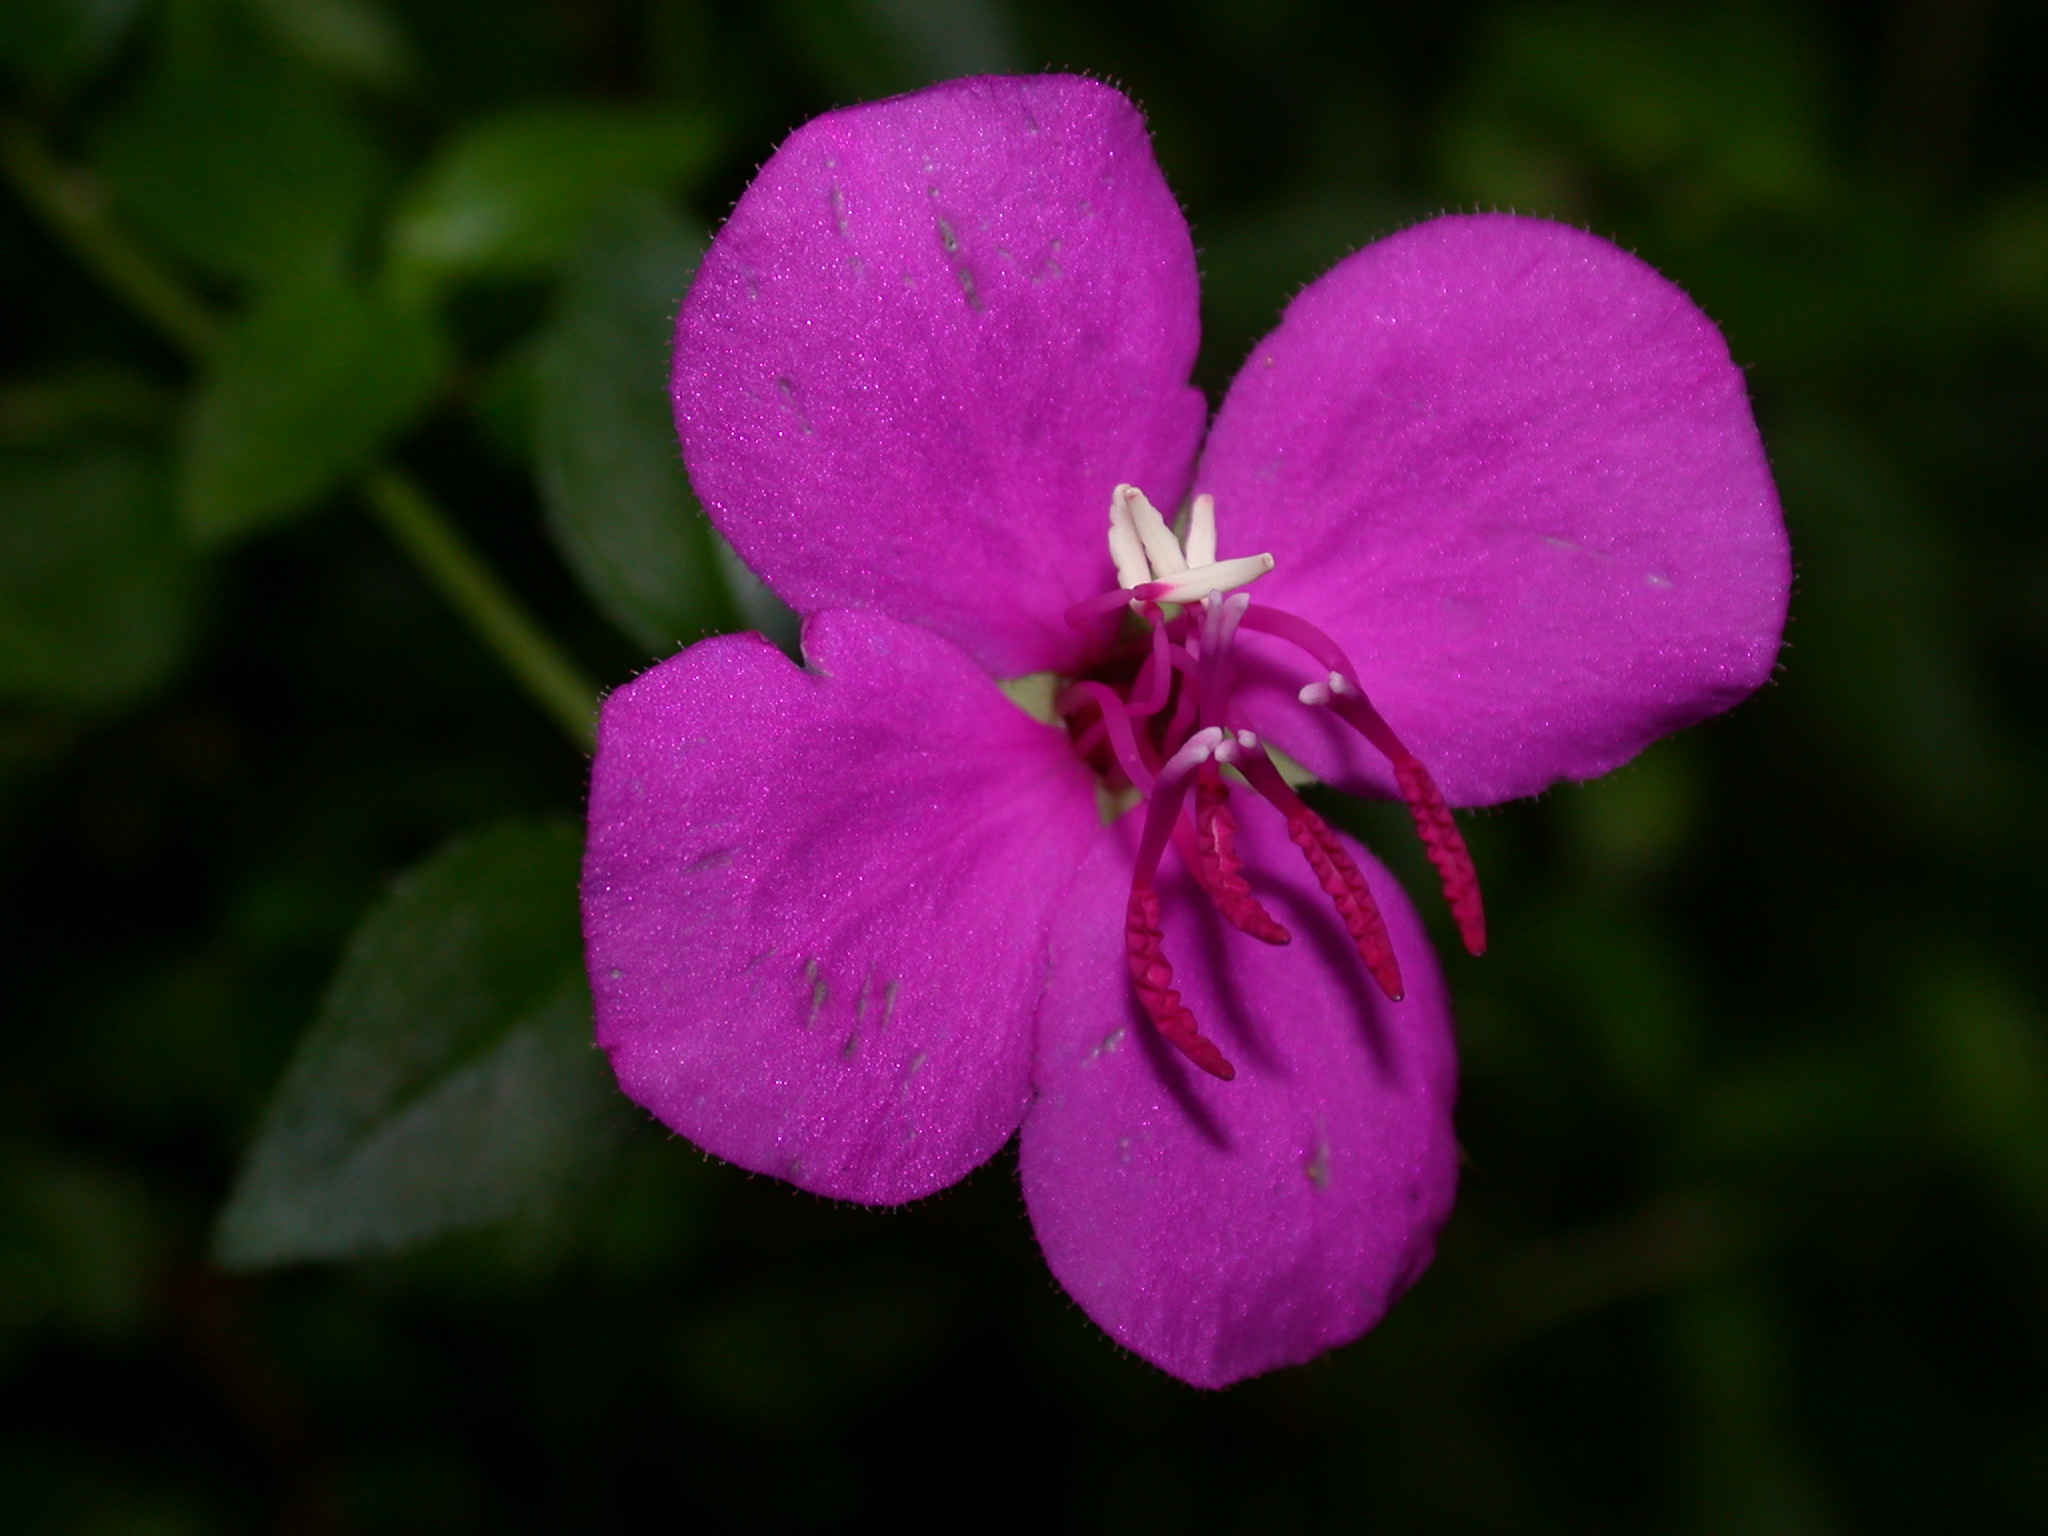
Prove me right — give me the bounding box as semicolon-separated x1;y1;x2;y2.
0;119;219;357
1;120;601;753
361;467;599;749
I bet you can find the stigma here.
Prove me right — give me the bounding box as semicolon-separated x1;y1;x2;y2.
1058;485;1485;1081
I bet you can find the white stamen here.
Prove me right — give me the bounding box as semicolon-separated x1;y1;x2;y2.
1162;725;1225;779
1108;490;1150;589
1117;484;1187;576
1327;670;1352;696
1185;494;1217;567
1147;552;1275;604
1299;681;1331;707
1099;485;1276;609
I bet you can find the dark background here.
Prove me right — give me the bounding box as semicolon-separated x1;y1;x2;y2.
5;0;2047;1530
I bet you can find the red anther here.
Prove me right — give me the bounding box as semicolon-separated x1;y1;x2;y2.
1393;757;1487;956
1235;603;1488;953
1234;747;1405;1002
1126;883;1236;1080
1282;810;1406;1002
1192;767;1289;945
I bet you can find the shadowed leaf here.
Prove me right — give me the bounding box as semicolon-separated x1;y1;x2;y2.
534;197;729;654
0;443;201;710
178;268;447;542
213;820;628;1268
385;104;717;291
93;3;384;284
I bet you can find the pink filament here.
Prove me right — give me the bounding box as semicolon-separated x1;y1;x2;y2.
1237;603;1486;954
1058;681;1154;792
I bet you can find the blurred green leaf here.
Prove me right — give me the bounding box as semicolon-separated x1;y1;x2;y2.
0;0;142;93
677;1271;945;1425
1525;899;1699;1111
534;197;728;654
1668;1278;1836;1535
1438;0;1831;233
385;105;717;291
93;2;385;285
213;819;626;1269
241;0;418;90
1918;956;2048;1222
1559;740;1702;888
0;364;168;447
178;267;448;542
467;335;540;468
773;0;1020;101
0;1149;161;1356
1769;415;2016;841
0;443;201;711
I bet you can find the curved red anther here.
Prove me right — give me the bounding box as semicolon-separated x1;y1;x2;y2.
1126;884;1236;1080
1232;744;1405;1003
1392;756;1486;956
1124;729;1235;1079
1191;766;1289;945
1236;602;1486;951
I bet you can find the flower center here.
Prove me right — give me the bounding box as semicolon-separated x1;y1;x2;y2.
1056;485;1486;1081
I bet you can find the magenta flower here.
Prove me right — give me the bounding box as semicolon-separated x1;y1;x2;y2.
581;75;1788;1387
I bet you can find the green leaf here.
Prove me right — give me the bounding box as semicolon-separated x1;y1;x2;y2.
0;0;143;93
242;0;419;91
534;197;729;654
213;820;627;1269
385;104;718;291
772;0;1019;101
178;268;448;542
93;3;385;285
0;443;202;710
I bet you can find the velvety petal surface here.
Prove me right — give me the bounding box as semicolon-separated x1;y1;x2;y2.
584;608;1103;1204
673;74;1207;679
1201;214;1790;806
1020;807;1459;1388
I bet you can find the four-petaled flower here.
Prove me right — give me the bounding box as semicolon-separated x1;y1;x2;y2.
581;75;1788;1387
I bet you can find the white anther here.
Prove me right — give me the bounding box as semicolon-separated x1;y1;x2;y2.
1162;725;1226;780
1299;681;1331;707
1108;490;1150;590
1236;729;1258;749
1102;486;1275;606
1118;484;1187;577
1147;552;1275;604
1327;671;1352;696
1184;494;1217;568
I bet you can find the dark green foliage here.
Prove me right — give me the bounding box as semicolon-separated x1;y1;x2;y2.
385;103;718;291
93;1;388;286
0;442;199;708
534;197;731;654
0;0;142;93
213;819;625;1267
178;268;448;540
3;1;2045;1531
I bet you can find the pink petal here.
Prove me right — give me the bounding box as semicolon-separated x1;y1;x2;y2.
1200;214;1790;806
674;75;1207;679
584;608;1103;1205
1019;807;1459;1388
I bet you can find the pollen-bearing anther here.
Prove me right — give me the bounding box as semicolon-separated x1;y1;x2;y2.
1056;483;1486;1078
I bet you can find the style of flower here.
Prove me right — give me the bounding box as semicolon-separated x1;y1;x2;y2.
581;74;1789;1388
